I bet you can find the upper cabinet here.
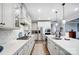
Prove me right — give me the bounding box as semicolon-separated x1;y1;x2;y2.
32;22;38;30
0;3;32;30
0;3;20;30
4;4;15;28
0;4;5;26
19;3;32;31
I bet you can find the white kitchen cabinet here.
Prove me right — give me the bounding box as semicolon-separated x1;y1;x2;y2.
47;38;70;55
15;42;29;55
34;34;37;40
47;38;51;54
0;3;20;29
47;38;59;55
23;42;29;55
19;5;32;31
32;22;38;30
0;3;32;30
23;39;35;55
59;48;70;55
1;4;15;28
0;4;2;24
18;49;24;55
27;39;32;55
15;35;35;55
28;36;35;54
24;36;35;55
59;49;66;55
53;44;59;55
0;3;5;27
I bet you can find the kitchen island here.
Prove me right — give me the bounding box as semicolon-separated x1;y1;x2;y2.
46;35;79;55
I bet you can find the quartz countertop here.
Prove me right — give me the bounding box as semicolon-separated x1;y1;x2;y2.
0;40;29;55
46;35;79;55
0;35;34;55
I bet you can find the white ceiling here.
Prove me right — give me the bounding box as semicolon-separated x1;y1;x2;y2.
25;3;79;21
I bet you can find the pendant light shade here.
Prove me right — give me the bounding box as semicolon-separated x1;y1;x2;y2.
62;20;66;24
55;22;58;26
62;3;66;24
55;11;58;26
56;11;58;21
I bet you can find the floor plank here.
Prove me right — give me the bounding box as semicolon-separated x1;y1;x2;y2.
32;40;50;55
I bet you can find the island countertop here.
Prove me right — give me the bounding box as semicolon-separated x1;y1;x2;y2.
46;35;79;55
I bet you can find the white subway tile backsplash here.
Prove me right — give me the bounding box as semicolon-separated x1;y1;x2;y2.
0;30;17;43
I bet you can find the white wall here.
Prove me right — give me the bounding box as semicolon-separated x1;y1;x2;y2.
65;22;79;38
0;30;17;44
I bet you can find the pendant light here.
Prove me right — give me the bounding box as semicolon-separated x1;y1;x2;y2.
55;11;58;26
62;3;66;24
20;3;27;26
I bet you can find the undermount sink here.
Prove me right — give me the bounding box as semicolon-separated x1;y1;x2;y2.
0;46;4;52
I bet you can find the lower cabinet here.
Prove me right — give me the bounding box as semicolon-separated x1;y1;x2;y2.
47;38;70;55
23;43;29;55
59;49;66;55
27;38;35;55
47;39;59;55
16;36;35;55
18;49;24;55
59;49;71;55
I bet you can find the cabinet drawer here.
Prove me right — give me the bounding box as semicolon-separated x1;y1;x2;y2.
47;39;60;55
59;49;71;55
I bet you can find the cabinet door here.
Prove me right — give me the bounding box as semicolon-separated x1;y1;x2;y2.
0;3;5;27
27;40;31;55
50;41;56;55
3;3;15;28
47;39;53;54
53;45;60;55
59;49;70;55
59;49;68;55
23;43;29;55
0;4;2;23
28;38;35;55
18;49;24;55
50;41;57;55
47;39;60;55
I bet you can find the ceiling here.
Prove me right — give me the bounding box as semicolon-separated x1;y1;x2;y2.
25;3;79;21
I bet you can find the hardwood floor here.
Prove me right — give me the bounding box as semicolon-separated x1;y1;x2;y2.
31;40;50;55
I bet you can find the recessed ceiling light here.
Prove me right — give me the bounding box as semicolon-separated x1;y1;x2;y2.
48;18;51;20
74;8;79;11
62;20;66;24
52;9;56;12
37;9;41;12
